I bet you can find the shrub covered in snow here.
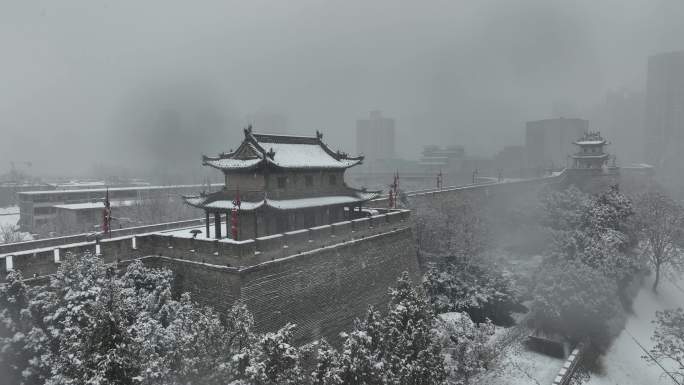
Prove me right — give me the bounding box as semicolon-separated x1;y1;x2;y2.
0;253;256;385
531;258;622;347
337;272;447;385
423;262;522;326
434;312;495;385
1;259;450;385
540;184;644;310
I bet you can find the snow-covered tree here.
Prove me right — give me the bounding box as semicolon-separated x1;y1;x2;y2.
531;258;622;346
540;185;592;232
21;252;141;385
414;195;490;265
1;253;257;385
0;223;30;244
542;185;642;291
308;339;342;385
0;270;43;385
338;273;447;385
337;308;385;385
2;259;450;385
423;262;521;326
646;307;684;383
435;312;495;385
240;323;303;385
635;190;684;293
382;272;446;385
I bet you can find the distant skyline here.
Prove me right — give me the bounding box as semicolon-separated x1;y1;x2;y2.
2;0;684;177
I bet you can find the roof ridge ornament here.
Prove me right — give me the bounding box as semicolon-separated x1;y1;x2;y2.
266;148;276;159
244;124;253;138
316;130;323;140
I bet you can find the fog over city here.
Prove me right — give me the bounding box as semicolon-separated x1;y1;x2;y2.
2;0;684;177
4;2;684;385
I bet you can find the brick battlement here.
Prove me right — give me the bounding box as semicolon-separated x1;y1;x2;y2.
0;209;411;281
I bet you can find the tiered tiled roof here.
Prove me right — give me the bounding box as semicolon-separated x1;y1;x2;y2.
574;132;607;146
183;188;380;212
202;127;364;171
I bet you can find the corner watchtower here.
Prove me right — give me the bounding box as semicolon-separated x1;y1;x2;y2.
183;127;380;240
571;132;610;170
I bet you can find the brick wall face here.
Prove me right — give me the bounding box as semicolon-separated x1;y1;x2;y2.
240;227;419;344
137;226;419;345
142;257;244;309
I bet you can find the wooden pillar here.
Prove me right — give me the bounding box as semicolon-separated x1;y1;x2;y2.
214;212;221;239
205;211;210;238
254;210;258;239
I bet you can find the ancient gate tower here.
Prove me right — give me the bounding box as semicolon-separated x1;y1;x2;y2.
184;126;380;240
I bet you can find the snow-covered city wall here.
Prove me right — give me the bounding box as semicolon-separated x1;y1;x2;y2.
143;225;419;345
0;217;206;255
0;209;411;282
1;209;417;344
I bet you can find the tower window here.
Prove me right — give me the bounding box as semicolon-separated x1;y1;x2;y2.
329;175;337;185
278;177;287;189
305;175;314;187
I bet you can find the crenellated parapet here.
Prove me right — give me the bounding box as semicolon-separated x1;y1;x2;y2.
0;208;411;282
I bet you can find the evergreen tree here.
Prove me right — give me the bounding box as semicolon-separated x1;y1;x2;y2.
423;262;521;325
338;309;384;385
241;323;303;385
0;270;42;385
434;312;495;385
532;258;621;346
309;339;342;385
340;273;447;385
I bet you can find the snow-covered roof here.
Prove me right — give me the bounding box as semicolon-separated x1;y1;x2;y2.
204;199;265;211
184;190;379;211
202;128;363;171
574;140;606;145
571;153;609;159
262;142;360;169
268;195;362;209
574;132;607;146
203;158;262;169
53;200;137;211
18;183;223;196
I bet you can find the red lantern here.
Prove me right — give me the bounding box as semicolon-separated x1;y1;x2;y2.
231;187;241;240
231;208;238;240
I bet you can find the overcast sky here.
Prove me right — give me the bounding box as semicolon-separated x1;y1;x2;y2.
1;0;683;177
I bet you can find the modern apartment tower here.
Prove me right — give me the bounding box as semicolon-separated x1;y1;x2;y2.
644;51;684;169
526;118;588;172
356;111;396;170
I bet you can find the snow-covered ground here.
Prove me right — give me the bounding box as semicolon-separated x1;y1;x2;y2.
587;274;683;385
0;206;33;241
0;214;19;227
0;206;19;216
473;324;565;385
161;223;227;239
0;206;19;227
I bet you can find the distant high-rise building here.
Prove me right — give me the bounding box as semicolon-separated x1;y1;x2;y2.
356;111;396;169
495;145;525;177
419;145;465;173
644;51;684;168
526;118;588;171
594;89;644;164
